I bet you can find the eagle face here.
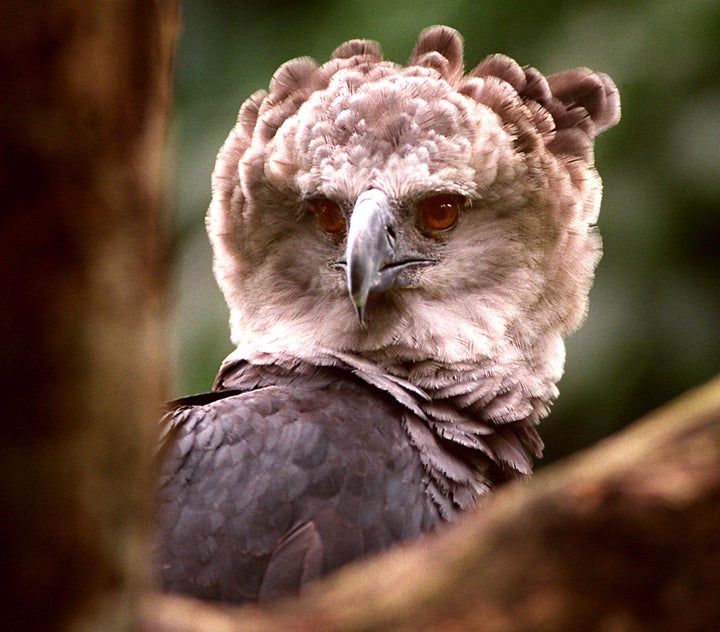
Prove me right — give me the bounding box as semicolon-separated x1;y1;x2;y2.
208;25;619;395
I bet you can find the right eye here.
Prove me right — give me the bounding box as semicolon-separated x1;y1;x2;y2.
308;198;346;235
416;194;463;234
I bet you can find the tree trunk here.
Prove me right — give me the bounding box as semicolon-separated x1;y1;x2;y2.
141;375;720;632
0;2;179;630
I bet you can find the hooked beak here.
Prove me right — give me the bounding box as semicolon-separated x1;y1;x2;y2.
339;189;436;323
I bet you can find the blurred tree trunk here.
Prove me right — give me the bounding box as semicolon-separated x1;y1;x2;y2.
0;2;179;630
142;375;720;632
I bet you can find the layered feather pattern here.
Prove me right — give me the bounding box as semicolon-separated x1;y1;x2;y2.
159;26;620;603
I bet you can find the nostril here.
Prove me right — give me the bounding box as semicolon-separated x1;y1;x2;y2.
386;224;397;246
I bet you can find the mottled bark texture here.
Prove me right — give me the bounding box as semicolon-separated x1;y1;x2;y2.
142;375;720;632
0;2;179;630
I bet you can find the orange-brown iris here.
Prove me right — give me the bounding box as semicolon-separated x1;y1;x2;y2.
417;194;463;232
309;198;346;235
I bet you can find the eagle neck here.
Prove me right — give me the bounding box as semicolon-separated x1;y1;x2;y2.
216;347;546;517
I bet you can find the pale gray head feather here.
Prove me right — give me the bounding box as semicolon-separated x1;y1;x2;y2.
207;26;620;504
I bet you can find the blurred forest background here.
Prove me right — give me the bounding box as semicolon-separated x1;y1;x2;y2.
169;0;719;465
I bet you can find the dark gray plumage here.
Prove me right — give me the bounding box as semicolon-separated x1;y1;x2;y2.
157;26;620;603
158;363;443;602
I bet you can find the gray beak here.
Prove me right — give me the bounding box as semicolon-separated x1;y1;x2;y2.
343;189;436;323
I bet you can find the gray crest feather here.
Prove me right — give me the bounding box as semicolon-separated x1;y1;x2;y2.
470;53;527;93
331;38;383;61
269;57;321;103
409;25;465;82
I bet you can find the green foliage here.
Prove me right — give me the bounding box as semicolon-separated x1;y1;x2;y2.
171;0;720;463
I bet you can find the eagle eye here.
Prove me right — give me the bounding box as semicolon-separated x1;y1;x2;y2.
417;194;463;233
308;198;346;235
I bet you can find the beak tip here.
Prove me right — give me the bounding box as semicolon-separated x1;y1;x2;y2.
355;306;365;325
350;292;366;324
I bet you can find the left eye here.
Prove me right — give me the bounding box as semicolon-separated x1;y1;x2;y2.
308;198;346;235
417;194;463;233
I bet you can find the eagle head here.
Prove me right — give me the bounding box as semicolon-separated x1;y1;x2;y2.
207;25;619;427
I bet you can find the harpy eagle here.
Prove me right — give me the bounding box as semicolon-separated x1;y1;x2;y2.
157;26;620;603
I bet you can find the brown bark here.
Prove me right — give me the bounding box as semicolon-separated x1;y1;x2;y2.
141;375;720;632
0;2;179;630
